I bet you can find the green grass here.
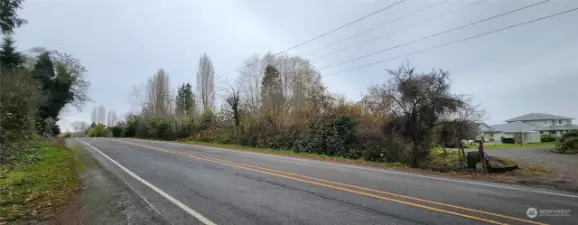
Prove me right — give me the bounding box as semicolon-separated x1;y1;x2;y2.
464;142;555;149
0;139;78;222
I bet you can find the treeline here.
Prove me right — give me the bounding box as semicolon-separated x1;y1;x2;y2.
105;52;482;168
0;1;89;165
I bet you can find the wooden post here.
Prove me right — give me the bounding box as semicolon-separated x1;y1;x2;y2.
479;136;486;174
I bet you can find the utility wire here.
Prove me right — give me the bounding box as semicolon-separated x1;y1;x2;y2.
217;0;406;77
323;7;578;78
317;0;487;59
304;0;451;56
320;0;550;70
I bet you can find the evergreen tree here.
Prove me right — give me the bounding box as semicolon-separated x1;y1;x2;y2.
0;0;26;34
261;65;284;111
176;82;195;117
0;36;23;71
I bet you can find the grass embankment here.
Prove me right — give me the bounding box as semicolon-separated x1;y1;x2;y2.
465;142;555;149
0;139;79;223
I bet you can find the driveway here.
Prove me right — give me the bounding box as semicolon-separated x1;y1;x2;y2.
454;147;578;188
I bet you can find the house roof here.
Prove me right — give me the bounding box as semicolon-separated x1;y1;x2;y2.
505;113;574;122
488;121;539;133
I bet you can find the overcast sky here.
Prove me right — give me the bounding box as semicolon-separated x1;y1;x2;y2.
12;0;578;131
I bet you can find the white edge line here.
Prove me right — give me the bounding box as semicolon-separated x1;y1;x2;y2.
76;138;217;225
130;138;578;199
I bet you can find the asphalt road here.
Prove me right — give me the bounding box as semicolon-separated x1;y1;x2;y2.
75;138;578;225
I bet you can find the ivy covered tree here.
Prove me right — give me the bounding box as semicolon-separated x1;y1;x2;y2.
29;52;84;135
260;65;284;113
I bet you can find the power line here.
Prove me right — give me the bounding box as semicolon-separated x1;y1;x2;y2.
320;0;550;70
217;0;406;77
304;0;451;56
317;0;488;59
323;6;578;78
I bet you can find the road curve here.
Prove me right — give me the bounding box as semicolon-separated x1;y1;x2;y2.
74;138;577;225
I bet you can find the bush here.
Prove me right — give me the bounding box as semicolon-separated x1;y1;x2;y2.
109;124;124;137
540;135;556;143
292;115;359;157
554;130;578;154
501;137;515;144
85;124;111;137
0;70;43;165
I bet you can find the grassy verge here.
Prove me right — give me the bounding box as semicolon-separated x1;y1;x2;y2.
176;140;408;167
465;142;555;149
0;139;79;223
177;140;552;178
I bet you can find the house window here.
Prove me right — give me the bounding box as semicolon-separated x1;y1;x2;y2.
540;131;544;134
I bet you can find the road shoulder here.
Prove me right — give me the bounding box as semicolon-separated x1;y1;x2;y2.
53;139;167;225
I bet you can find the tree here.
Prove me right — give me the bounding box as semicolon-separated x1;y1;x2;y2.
0;0;26;35
98;105;106;125
196;53;215;113
0;36;23;71
144;69;171;118
148;69;171;118
261;65;284;113
439;100;484;167
381;64;464;168
175;83;195;118
71;121;88;132
225;88;241;128
31;52;56;132
91;107;97;124
28;51;90;133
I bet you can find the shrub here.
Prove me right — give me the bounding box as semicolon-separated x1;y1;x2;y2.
540;135;556;143
109;124;124;137
554;130;578;154
0;70;43;165
85;124;111;137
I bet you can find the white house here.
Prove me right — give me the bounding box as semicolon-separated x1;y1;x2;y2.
481;113;578;144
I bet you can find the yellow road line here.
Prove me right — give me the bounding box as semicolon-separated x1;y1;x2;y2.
114;140;549;225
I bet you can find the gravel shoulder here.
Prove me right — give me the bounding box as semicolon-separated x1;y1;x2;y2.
456;146;578;191
50;140;168;225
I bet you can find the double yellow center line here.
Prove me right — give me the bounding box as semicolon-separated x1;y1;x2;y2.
113;140;547;225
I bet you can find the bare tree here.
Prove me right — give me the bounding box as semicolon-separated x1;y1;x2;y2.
71;121;88;132
111;110;117;125
381;63;464;168
439;98;485;167
91;107;97;124
146;69;171;118
196;53;215;113
98;105;106;125
236;54;263;113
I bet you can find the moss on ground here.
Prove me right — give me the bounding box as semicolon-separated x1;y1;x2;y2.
0;139;79;223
